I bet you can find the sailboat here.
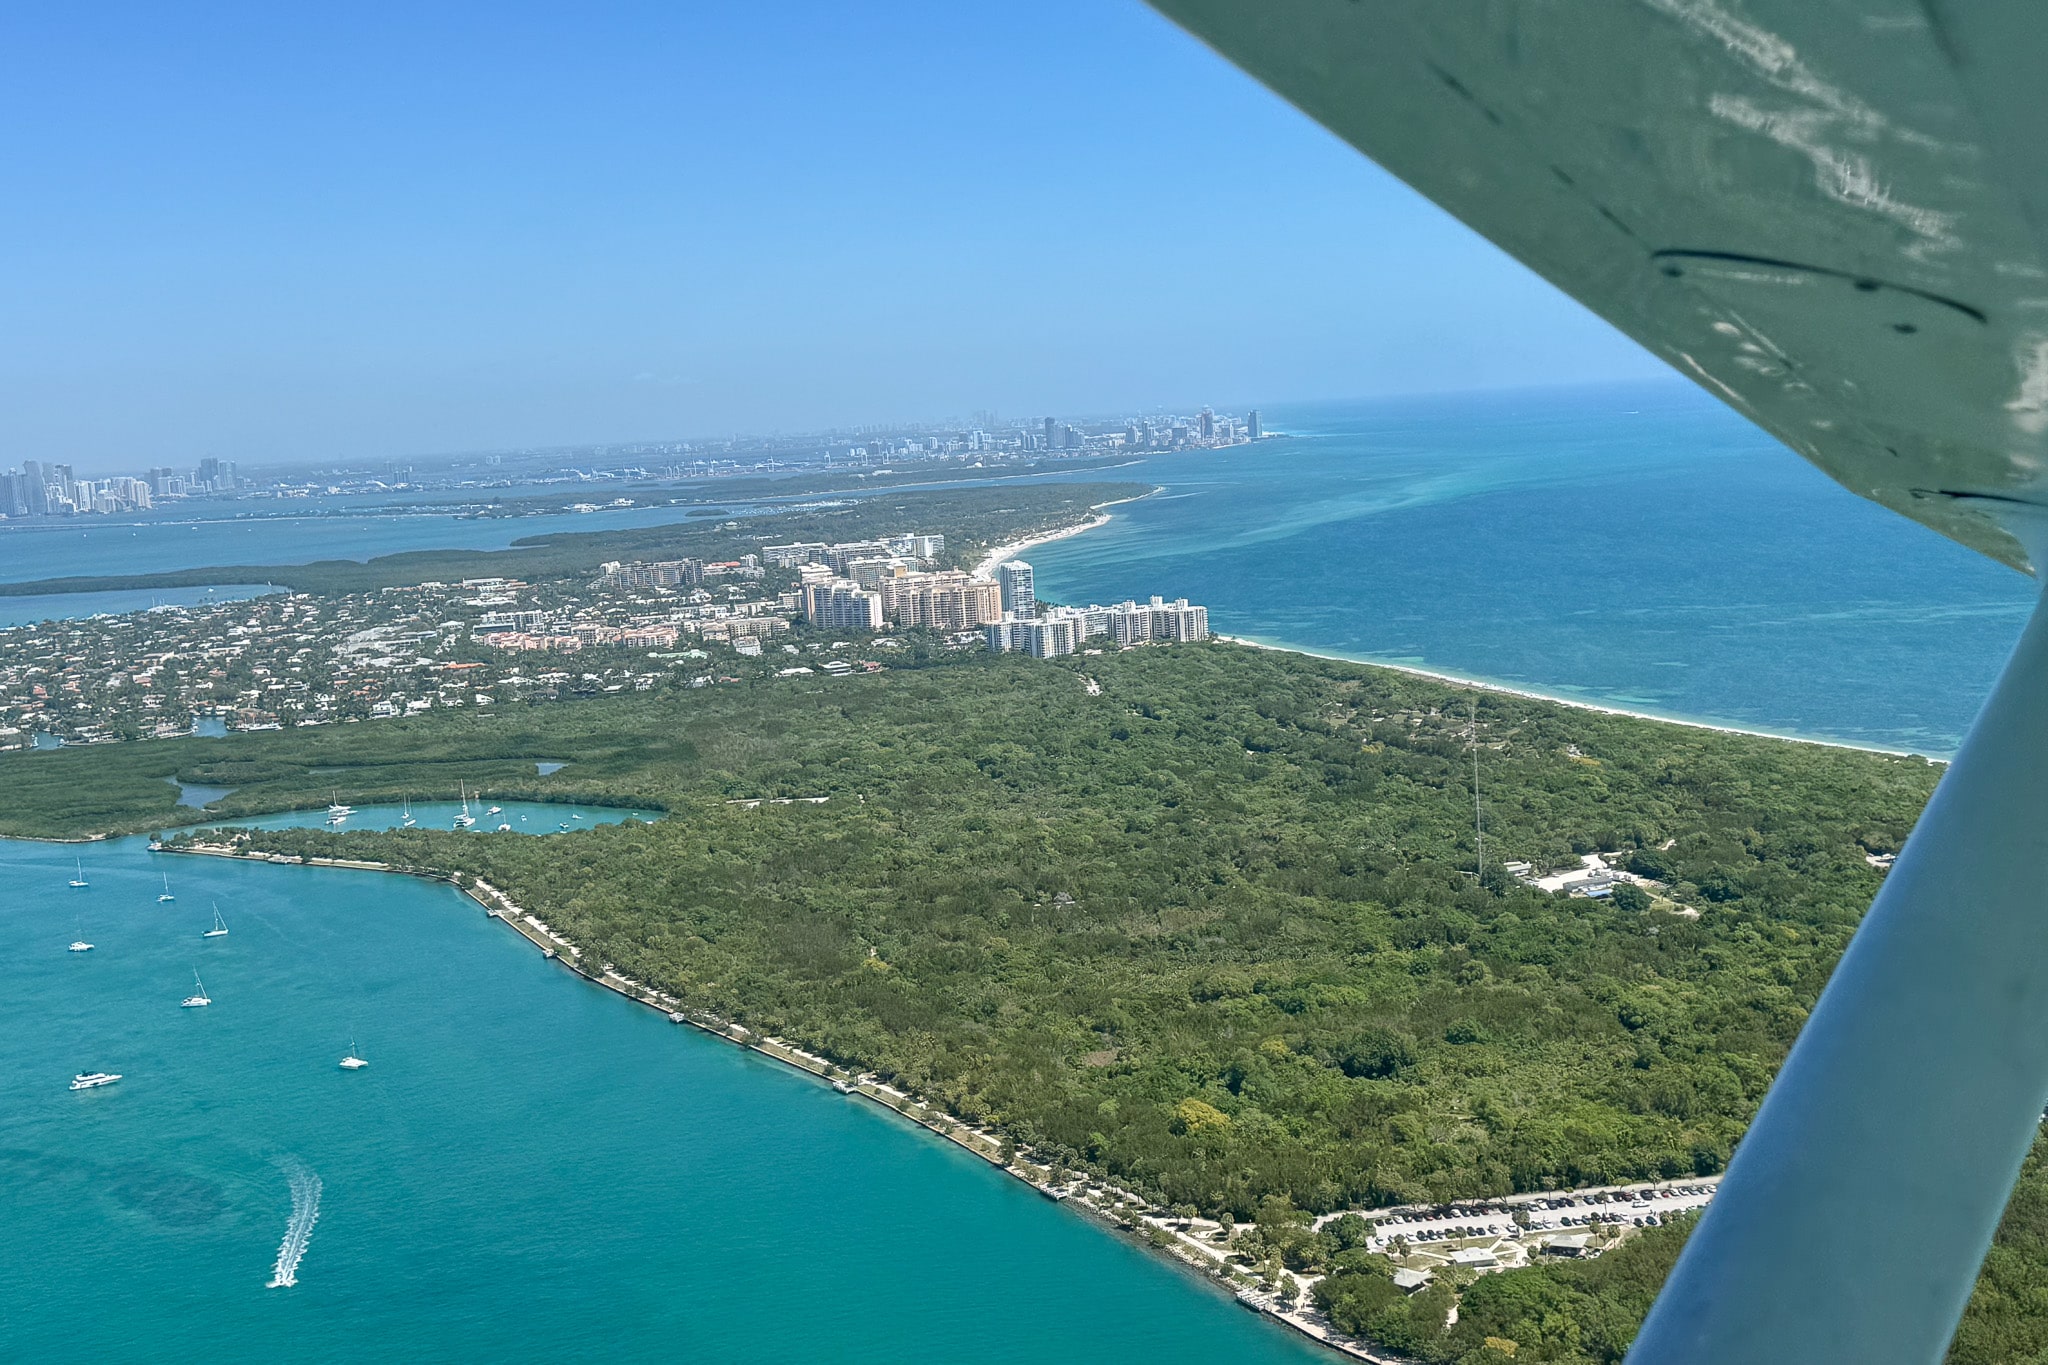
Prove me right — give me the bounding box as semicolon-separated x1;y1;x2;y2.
452;784;476;829
326;788;352;826
157;873;175;903
339;1033;368;1070
401;796;416;828
180;970;211;1008
68;858;88;889
203;902;228;938
69;921;93;952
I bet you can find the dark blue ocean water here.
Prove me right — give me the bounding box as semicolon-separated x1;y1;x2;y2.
1028;382;2035;755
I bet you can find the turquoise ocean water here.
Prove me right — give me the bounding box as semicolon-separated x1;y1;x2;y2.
1029;382;2037;756
6;381;2029;1359
0;811;1321;1363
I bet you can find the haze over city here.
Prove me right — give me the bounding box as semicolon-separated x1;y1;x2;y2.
0;2;1663;473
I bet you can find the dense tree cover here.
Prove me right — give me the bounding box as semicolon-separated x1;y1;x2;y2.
0;479;1144;598
17;639;2036;1357
130;644;1944;1215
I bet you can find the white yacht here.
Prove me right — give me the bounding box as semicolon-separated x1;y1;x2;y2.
203;903;228;938
69;939;93;953
180;970;211;1008
339;1033;367;1069
486;804;502;816
326;790;354;817
496;822;512;832
157;873;175;903
70;1072;121;1090
68;858;88;889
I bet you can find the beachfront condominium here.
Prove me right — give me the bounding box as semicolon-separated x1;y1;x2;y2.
879;571;1003;631
987;595;1209;657
802;580;885;631
997;561;1036;618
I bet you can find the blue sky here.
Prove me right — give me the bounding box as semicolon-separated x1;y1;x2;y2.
0;3;1663;470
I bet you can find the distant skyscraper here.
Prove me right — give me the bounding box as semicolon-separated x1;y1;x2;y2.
1199;408;1215;441
997;560;1036;618
1248;410;1262;441
1043;417;1057;449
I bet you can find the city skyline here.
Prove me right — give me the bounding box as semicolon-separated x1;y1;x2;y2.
0;401;1270;512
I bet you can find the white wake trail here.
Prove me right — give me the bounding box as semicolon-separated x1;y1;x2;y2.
266;1159;322;1289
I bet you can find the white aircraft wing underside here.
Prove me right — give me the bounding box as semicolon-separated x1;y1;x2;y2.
1149;0;2048;572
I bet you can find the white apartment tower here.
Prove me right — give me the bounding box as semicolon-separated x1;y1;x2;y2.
997;560;1036;618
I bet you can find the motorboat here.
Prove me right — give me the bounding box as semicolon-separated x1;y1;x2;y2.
68;940;93;952
70;1072;121;1090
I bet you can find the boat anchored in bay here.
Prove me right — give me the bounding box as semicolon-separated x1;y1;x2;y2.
181;970;211;1008
70;1072;120;1090
203;902;228;938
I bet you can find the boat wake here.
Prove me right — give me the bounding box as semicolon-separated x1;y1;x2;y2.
266;1159;322;1288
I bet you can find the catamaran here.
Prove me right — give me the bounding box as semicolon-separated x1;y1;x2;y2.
326;789;353;817
157;873;175;903
68;858;88;889
452;785;476;829
70;1072;121;1091
180;970;210;1008
339;1033;367;1070
203;903;228;938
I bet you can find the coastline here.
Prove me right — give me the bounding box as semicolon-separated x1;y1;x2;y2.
968;489;1942;763
970;489;1157;581
1221;635;1944;762
154;835;1406;1362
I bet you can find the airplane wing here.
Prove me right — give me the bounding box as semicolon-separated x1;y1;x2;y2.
1150;1;2048;572
1144;4;2048;1361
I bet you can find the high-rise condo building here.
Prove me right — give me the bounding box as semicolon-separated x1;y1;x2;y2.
1199;407;1215;441
997;560;1036;618
1248;410;1262;441
801;580;885;631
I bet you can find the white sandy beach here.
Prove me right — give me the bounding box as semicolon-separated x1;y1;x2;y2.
1220;635;1940;761
965;495;1939;761
970;491;1157;580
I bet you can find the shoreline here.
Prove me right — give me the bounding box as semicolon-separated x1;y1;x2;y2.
970;489;1158;581
1221;635;1945;762
152;835;1411;1362
956;490;1943;763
